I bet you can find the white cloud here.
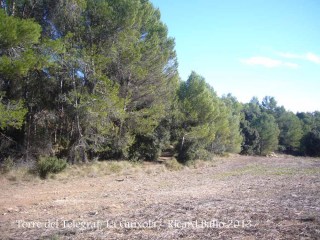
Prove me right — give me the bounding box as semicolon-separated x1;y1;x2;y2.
283;62;299;68
278;52;301;59
278;52;320;64
241;57;298;68
306;52;320;64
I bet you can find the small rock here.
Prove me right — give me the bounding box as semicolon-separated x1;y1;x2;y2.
111;204;121;209
7;207;19;213
88;211;98;216
297;216;315;222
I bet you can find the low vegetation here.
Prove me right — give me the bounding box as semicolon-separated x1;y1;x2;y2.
164;158;183;171
36;156;67;179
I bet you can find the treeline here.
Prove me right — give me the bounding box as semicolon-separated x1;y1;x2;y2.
0;0;319;167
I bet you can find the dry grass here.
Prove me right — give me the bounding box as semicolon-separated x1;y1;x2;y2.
164;157;183;171
3;167;38;182
54;160;142;180
215;162;320;179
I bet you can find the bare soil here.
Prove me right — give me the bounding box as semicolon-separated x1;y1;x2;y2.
1;155;320;239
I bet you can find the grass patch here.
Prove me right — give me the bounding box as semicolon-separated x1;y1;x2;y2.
55;160;139;180
300;168;320;175
215;164;266;179
186;159;218;169
107;162;122;173
4;167;38;182
215;164;320;179
164;158;183;171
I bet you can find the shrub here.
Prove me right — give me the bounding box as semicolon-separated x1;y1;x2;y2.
129;134;161;161
1;157;14;173
177;141;207;163
165;158;183;171
36;156;67;179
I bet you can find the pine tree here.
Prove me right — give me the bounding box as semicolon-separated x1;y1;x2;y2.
253;113;280;155
277;111;303;153
175;72;220;162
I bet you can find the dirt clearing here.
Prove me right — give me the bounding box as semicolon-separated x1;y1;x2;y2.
1;155;320;239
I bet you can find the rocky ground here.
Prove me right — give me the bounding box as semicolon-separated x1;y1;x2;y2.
1;155;320;239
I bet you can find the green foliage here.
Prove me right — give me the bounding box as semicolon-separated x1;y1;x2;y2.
0;10;41;49
299;112;320;156
240;98;279;155
240;100;262;155
36;156;67;179
129;134;161;161
175;74;244;161
0;97;27;130
253;113;280;155
176;72;219;162
240;119;261;155
277;112;303;152
211;95;243;154
301;126;320;157
261;96;277;114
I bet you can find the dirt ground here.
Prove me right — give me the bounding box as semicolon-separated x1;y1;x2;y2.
0;155;320;240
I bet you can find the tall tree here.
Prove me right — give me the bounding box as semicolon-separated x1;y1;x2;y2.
175;72;220;162
302;126;320;157
277;111;303;153
253;113;280;155
261;96;277;114
0;9;42;158
221;94;243;153
1;1;179;162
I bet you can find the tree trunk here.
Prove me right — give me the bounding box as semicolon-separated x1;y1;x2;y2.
11;0;15;16
180;135;185;151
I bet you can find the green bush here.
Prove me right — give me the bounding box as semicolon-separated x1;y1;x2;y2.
129;134;161;161
177;141;203;163
36;156;67;179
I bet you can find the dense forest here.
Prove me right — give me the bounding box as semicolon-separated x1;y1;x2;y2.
1;0;320;169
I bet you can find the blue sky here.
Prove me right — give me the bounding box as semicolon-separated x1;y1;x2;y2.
151;0;320;113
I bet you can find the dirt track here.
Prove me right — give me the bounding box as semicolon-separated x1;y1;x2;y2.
1;155;320;239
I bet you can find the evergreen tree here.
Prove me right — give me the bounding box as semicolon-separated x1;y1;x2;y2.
240;97;279;155
0;9;42;158
176;72;220;162
253;113;280;155
277;111;303;153
240;99;262;155
221;94;243;153
1;1;178;162
302;126;320;157
240;119;261;155
298;111;320;156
